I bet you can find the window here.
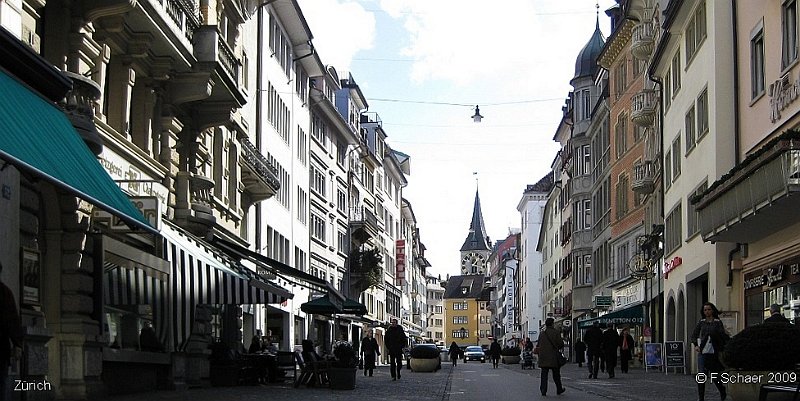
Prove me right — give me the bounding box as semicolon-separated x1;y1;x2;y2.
783;0;798;69
672;137;682;179
452;330;468;339
752;27;766;99
436;306;442;314
435;318;442;325
310;212;325;242
615;173;629;220
297;126;307;165
671;52;681;96
615;113;628;159
575;254;592;286
685;105;696;154
337;141;347;166
337;231;346;254
664;72;672;109
665;202;683;255
310;165;326;197
614;59;628;99
687;180;707;238
452;302;468;310
453;316;468;324
686;1;707;61
697;89;709;139
297;187;307;224
664;149;672;190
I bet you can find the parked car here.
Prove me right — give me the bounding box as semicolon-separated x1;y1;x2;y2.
463;345;486;363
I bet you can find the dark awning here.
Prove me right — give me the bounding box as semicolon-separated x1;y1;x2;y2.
341;298;367;316
577;305;644;329
0;69;155;234
301;295;343;315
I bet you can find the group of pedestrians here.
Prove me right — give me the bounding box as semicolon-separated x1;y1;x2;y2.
579;320;636;379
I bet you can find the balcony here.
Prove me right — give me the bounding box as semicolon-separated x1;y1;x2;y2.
161;0;200;43
632;160;656;194
193;26;245;107
631;20;655;60
239;136;280;205
696;135;800;243
631;89;657;127
350;206;379;244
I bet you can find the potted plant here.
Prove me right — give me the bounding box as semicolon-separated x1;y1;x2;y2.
501;346;522;364
328;341;358;390
721;322;800;400
409;345;441;372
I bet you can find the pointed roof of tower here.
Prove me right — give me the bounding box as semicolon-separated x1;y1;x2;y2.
573;14;606;81
460;189;490;251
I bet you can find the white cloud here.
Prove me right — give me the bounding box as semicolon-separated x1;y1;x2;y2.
297;0;376;71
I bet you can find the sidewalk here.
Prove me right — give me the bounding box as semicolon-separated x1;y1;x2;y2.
502;362;722;401
106;365;451;401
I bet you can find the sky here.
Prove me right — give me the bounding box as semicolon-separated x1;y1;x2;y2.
297;0;617;278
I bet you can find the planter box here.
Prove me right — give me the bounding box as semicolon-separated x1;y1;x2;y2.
328;367;357;390
410;358;439;372
502;355;521;364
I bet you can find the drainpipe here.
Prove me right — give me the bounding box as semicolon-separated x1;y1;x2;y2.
727;243;742;288
732;0;741;165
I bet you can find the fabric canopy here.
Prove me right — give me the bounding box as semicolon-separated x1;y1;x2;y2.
341;298;367;316
301;295;344;315
0;69;155;234
577;305;644;329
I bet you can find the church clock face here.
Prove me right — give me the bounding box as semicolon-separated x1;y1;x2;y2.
461;252;485;274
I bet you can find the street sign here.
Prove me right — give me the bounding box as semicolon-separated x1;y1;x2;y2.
595;295;612;307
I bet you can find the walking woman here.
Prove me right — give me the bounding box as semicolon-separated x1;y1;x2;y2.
360;329;380;377
619;327;635;373
574;338;586;368
448;341;461;367
488;339;502;368
536;318;566;396
691;302;728;401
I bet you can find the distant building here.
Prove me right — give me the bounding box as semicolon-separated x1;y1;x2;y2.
443;275;492;347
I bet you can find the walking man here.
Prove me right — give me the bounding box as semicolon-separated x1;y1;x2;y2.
488;338;501;368
1;262;23;401
536;318;566;396
765;303;790;323
584;320;603;379
360;329;380;377
448;341;461;367
602;324;620;378
384;318;407;381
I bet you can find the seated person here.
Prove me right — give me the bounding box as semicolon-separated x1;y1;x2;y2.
139;322;164;352
248;335;262;354
262;337;279;354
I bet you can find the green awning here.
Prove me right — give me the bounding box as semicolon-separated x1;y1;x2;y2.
577;305;644;329
0;70;155;234
301;295;343;315
341;298;367;316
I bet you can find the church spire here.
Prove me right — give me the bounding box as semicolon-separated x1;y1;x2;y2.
460;189;490;251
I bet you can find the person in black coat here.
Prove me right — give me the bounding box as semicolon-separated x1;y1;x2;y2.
384;318;407;380
691;302;728;401
765;303;790;323
536;318;566;396
360;329;380;377
574;338;587;367
488;339;502;368
0;262;23;401
618;327;635;373
583;321;603;378
601;324;620;378
448;341;461;367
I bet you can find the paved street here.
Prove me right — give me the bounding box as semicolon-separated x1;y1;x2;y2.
102;361;726;401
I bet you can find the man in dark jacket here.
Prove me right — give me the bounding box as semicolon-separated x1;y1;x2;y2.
601;324;620;378
536;318;566;396
1;262;23;401
384;318;407;380
583;320;603;378
765;303;790;323
488;339;502;368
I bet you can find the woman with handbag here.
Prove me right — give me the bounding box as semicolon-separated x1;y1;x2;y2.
360;330;380;377
690;302;728;401
536;317;567;396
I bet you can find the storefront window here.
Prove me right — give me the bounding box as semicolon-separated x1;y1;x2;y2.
104;305;155;350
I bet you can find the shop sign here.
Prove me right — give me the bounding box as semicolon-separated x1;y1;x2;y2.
744;272;766;290
665;341;685;368
663;256;682;279
769;72;800;123
594;295;612;307
745;264;793;290
767;265;786;287
98;148;169;210
506;266;515;333
612;281;644;309
93;196;162;231
396;239;406;286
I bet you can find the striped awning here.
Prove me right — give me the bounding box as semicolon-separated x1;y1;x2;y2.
161;223;292;350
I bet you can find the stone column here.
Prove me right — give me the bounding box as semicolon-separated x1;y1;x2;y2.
92;44;111;120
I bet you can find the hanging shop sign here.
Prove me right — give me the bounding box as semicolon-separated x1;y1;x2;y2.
396;239;406;286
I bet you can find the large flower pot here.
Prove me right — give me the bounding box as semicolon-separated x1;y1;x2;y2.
502;355;521;364
328;367;357;390
725;371;797;401
410;358;439;372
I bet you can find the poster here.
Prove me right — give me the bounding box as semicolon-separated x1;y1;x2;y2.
665;341;685;368
21;247;41;306
644;342;663;367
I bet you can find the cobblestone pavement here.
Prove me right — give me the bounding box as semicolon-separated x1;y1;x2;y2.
498;361;723;401
106;364;450;401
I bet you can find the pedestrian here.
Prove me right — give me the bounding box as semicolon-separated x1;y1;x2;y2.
574;338;586;367
619;327;635;373
584;320;603;379
691;302;728;401
488;338;501;368
0;262;23;401
765;303;790;323
360;329;380;377
601;324;620;378
384;318;407;381
536;318;566;396
448;341;461;367
248;334;262;354
524;337;534;352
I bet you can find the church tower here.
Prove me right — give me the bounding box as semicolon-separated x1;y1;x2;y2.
460;189;492;275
